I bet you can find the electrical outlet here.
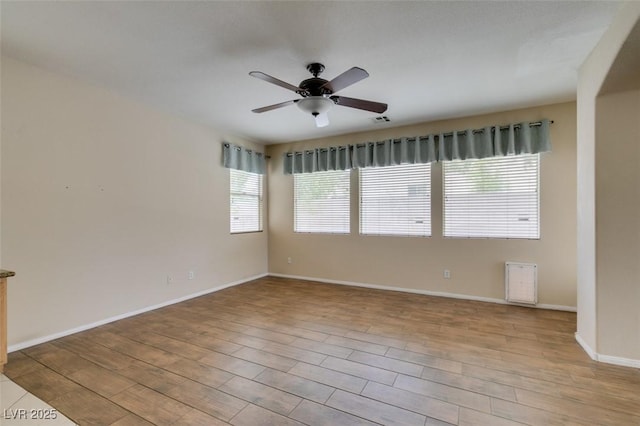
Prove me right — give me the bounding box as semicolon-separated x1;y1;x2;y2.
444;269;451;279
287;257;292;264
166;275;173;285
188;271;194;280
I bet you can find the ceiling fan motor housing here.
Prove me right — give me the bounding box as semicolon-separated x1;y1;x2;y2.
298;79;331;97
297;63;333;97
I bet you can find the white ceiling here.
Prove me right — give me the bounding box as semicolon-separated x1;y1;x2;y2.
0;1;621;144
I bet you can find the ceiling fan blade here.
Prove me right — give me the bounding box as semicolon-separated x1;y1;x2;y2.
331;96;388;114
249;71;301;93
320;67;369;93
252;99;298;113
314;113;329;128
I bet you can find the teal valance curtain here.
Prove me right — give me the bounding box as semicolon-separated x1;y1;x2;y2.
222;143;266;174
283;119;551;174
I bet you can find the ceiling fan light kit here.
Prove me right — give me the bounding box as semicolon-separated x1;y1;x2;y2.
250;63;387;128
297;96;332;115
297;96;332;127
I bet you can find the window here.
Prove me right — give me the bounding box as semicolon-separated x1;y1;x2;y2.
360;163;431;236
443;154;540;239
230;169;263;233
294;170;350;233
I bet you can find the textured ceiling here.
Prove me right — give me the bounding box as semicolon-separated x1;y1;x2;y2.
0;1;621;144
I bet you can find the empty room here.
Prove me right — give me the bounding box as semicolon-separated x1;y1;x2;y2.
1;1;639;425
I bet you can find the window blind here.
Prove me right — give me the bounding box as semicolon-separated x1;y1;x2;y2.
360;163;431;236
230;169;263;233
443;154;539;239
294;170;350;234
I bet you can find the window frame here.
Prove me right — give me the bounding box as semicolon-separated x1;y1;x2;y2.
293;170;351;234
229;168;264;234
359;163;432;237
442;153;540;240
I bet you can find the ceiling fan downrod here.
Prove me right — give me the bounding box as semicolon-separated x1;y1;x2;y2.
306;63;325;78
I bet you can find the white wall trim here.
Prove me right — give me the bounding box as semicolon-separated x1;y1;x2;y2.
574;332;598;361
597;354;640;369
8;273;268;353
13;272;637;368
268;273;577;312
575;332;640;368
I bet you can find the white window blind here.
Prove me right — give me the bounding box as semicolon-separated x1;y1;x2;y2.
294;170;350;234
443;154;540;239
230;169;263;233
360;163;431;236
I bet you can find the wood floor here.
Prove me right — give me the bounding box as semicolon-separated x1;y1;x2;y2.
5;277;640;425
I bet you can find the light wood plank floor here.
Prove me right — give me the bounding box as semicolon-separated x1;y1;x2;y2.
5;277;640;425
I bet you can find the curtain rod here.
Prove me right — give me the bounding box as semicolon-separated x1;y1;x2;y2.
430;120;551;139
285;120;553;155
223;143;271;159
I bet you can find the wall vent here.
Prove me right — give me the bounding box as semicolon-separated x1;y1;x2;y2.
505;262;537;305
371;115;391;124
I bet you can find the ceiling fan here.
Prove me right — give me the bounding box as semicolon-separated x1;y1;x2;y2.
249;63;388;128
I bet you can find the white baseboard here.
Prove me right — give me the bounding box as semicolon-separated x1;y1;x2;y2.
575;332;640;368
8;272;268;353
574;332;598;361
12;271;637;369
268;273;577;312
597;354;640;369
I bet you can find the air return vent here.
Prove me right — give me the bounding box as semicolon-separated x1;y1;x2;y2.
371;115;391;124
505;262;537;305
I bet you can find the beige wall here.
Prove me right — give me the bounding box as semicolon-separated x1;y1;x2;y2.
577;2;640;363
595;90;640;360
267;102;577;307
1;57;268;347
